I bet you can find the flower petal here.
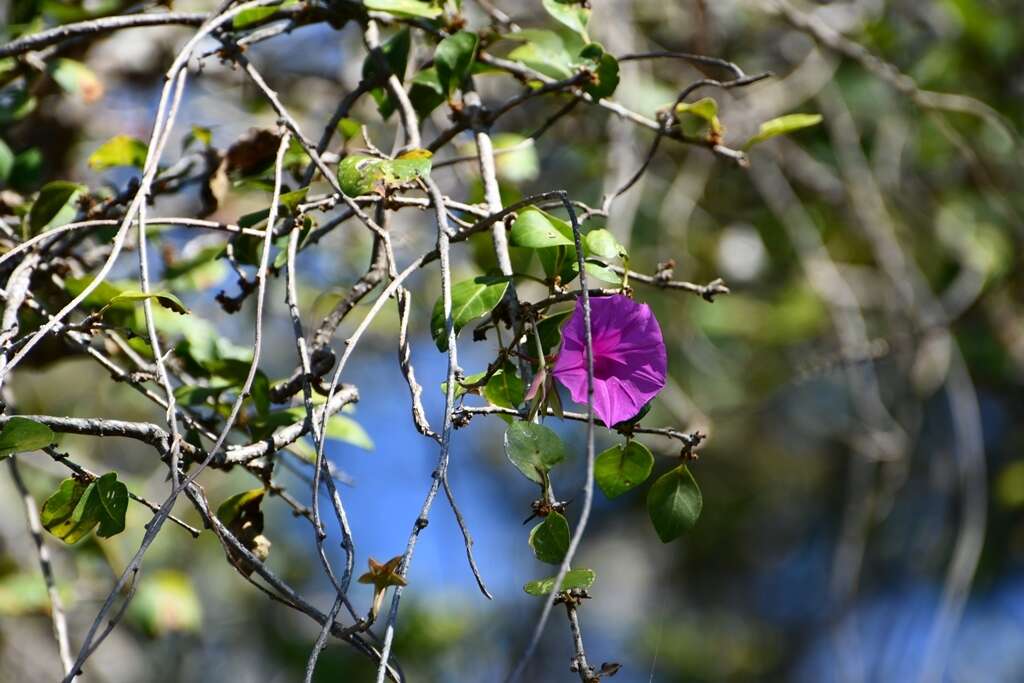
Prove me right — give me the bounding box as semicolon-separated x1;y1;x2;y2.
552;294;667;426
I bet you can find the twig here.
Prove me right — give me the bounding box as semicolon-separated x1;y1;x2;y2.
0;12;207;58
507;192;595;682
8;457;74;675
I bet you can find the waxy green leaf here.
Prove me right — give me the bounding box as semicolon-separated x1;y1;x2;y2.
584;228;624;259
647;465;702;542
529;511;570;564
430;275;509;352
510;208;575;248
524;568;595;596
595;441;654;498
41;473;128;544
435;31;478;94
484;368;525;408
542;0;590;39
504;421;566;484
0;417;55;459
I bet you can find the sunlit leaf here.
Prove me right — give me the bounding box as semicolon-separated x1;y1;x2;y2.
337;151;431;197
504;421;566;484
523;568;595;596
130;570;202;636
511;208;575;248
675;97;722;137
595;441;654;498
435;30;478;95
41;473;128;543
0;417;55;459
88;134;147;169
744;113;822;148
48;59;103;102
325;414;374;450
430;276;509;352
506;30;576;80
584;228;624;259
484;368;525;409
108;290;189;315
542;0;590;39
364;0;441;18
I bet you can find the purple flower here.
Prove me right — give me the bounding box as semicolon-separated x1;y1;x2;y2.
551;294;667;427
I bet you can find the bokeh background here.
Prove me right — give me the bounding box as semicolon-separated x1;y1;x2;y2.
2;0;1023;681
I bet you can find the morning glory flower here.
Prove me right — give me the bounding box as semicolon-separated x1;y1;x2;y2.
551;294;667;427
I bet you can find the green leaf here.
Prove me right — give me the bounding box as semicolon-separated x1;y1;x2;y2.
430;275;509;352
583;228;624;259
238;186;310;227
336;118;361;140
130;570;202;636
108;290;189;315
337;150;431;197
435;31;478;95
0;139;14;185
504;421;566;484
325;414;374;450
542;0;590;39
28;181;84;234
646;465;702;542
94;472;128;538
675;97;722;137
232;2;286;28
0;417;55;459
40;475;129;544
537;310;572;353
506;30;575;80
529;511;570;564
409;67;446;117
388;148;433;185
440;370;486;399
364;0;442;18
584;260;620;285
63;276;130;310
578;43;618;99
0;90;36;126
744;113;823;149
187;125;213;149
492;133;539;182
48;59;102;102
41;478;99;544
524;568;595;596
216;488;265;527
338;155;387;196
595;441;654;498
88;134;148;169
361;28;411;118
251;371;271;417
510;208;575;248
0;572;73;617
10;147;43;191
484;368;525;408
